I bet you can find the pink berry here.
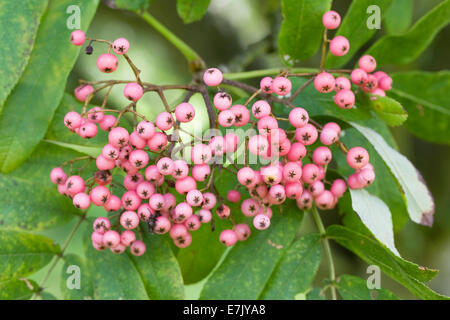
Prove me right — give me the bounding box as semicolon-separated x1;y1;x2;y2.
102;144;119;161
79;121;98;139
154;216;171;234
346;147;369;169
112;37;130;54
230;104;250;127
224;133;239;153
218;110;235;127
93;217;111;234
216;204;231;219
170;223;188;239
136;121;155;139
289;107;309;128
214;92;232;111
99;115;116;131
322;11;341;29
198;209;212;223
129;150;149;169
137;203;153;221
287;142;307;161
283;162;302;182
272;76;292;96
248;134;269;156
91;231;104;245
358;167;376;186
97;53;118;73
136;181;155;199
121;230;136;246
64;112;82;130
149;193;165;211
172;160;189;179
252;100;271;119
184;215;201;231
90;185;111;206
329;36;350;56
129;131;147;149
295;124;318;145
372;88;386;96
120;211;139;229
350;68;368;86
124;82;143;101
257;116;278;136
50;167;67;185
302;163;320;184
209;136;225;156
241;198;260;217
174;233;192;248
269;184;286;201
145;165;162;182
253;214;270;230
111;243;126;255
70;30;85;46
260;165;282;185
66;175;85;196
175;176;197;194
157;157;174;175
74;84;94;102
313;146;332;165
73;192;90;209
348;173;364;189
202;192;216;210
237;167;256;186
155;112;174;131
323;122;341;134
147;132;168;152
334;77;351;92
130;240;146;256
87;107;104;123
362;74;378;92
285;182;303;199
260;77;273;94
378;76;392;91
227;190;241;203
104;195;121;212
320;127;340;145
175;102;195;123
297;190;313;210
334;89;355;109
191;144;212;165
108;127;129;148
315;190;335;210
330;179;347;198
220;229;238;246
233;224;251;241
103;230;121;248
122;190;141;211
314;72;335;93
358;55;377;73
203;68;223;86
96;155;115;171
309;180;325;197
186;190;203;207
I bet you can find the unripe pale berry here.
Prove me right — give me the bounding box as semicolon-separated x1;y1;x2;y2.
322;11;341;29
314;72;335;93
329;36;350;56
203;68;223;86
97;53;118;73
358;55;376;73
219;229;238;246
112;37;130;54
155;112;174;131
124;82;143;101
346;147;369;169
70;30;86;46
214;92;232;111
253;214;270;230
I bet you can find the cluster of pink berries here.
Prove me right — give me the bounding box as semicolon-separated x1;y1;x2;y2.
52;19;380;255
315;10;393;110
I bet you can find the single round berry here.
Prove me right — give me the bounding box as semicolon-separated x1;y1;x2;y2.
237;167;256;186
97;53;118;73
297;190;313;210
289;107;309;128
120;211;139;230
362;74;378;93
295;124;318;145
241;198;260;217
96;154;115;171
191;144;212;165
329;36;350;56
50;167;67;185
260;77;273;94
104;195;122;212
70;30;85;46
283;161;302;182
219;230;238;246
93;217;111;234
233;224;251;241
186;190;203;207
184;214;201;231
79;121;98;139
203;68;223;86
108;127;129;148
198;209;212;223
372;88;386;96
121;230;136;246
112;37;130;54
208;136;225;156
378;76;392;91
315;190;335;210
136;121;155;140
65;175;85;196
285;182;303;199
334;89;355;109
192;164;211;182
73;192;90;209
218;110;235;127
313;146;332;165
155;112;174;131
174;233;192;248
216;204;231;219
286;142;307;161
129;131;147;149
322;11;341;29
124;83;143;101
350;68;368;86
87;107;104;123
347;147;369;169
224;133;239;153
147;132;168;152
230;104;250;127
331;179;347;198
172;159;189;179
157;157;174;176
320;127;340;145
130;240;146;256
309;180;325;197
358;55;377;73
271;76;292;96
74;84;94;102
64;111;82;130
253;214;270;230
213;92;232;111
169;223;189;239
248;134;269;156
314;72;335;93
91;231;104;245
103;230;121;248
227;190;241;203
334;76;351;92
302;163;320;184
154;216;171;234
257;116;278;136
260;165;282;185
175;176;197;194
136;181;155;199
90;185;111;206
121;190;141;211
175;102;195;123
149;193;165;211
358;167;376;186
129;150;149;169
99;115;117;131
251;100;271;119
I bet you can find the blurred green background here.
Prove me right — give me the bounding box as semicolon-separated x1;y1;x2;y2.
31;0;449;299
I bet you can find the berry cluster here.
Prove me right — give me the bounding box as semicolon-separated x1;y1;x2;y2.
51;10;383;257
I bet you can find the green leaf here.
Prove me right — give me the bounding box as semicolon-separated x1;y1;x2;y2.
177;0;211;23
350;122;435;226
0;278;38;300
324;0;393;68
0;0;48;110
0;142;83;231
384;0;413;35
278;0;331;65
366;0;450;66
40;292;57;300
389;71;450;145
130;233;185;299
0;230;60;282
259;233;321;300
60;254;93;300
84;231;149;300
200;203;303;299
327;225;448;300
336;274;399;300
113;0;151;11
0;0;99;173
357;93;408;126
348;189;399;256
